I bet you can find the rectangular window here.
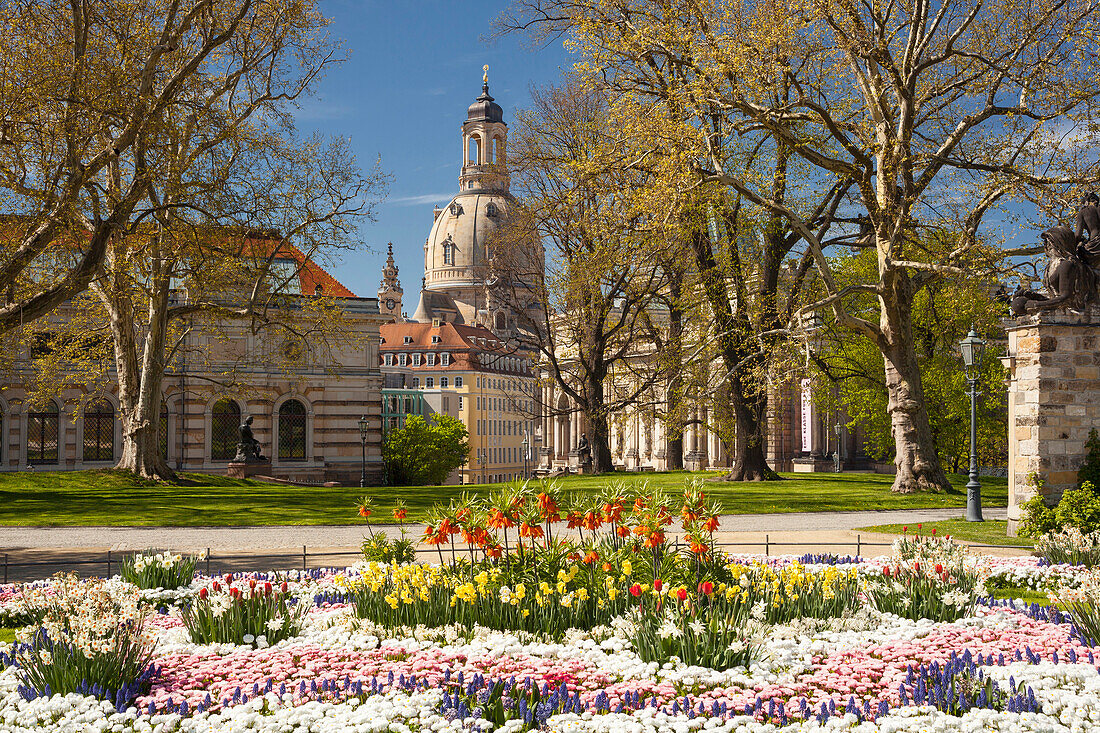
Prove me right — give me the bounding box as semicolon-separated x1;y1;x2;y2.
442;353;450;366
440;376;449;387
458;396;463;410
398;353;407;366
427;353;436;366
412;353;421;366
455;376;463;387
426;377;434;388
383;354;392;366
412;377;419;388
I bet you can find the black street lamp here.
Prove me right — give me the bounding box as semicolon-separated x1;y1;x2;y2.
960;328;986;522
357;415;369;488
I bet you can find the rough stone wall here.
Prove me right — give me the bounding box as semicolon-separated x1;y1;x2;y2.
1006;309;1100;532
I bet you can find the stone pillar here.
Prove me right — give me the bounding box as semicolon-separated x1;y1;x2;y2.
1006;309;1100;534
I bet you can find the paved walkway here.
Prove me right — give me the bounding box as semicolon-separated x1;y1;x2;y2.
0;507;1006;551
0;507;1017;583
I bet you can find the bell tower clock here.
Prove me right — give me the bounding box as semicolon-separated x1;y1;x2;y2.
377;243;403;321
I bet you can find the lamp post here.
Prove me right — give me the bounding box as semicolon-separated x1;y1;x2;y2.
960;328;986;522
521;430;530;480
357;415;369;488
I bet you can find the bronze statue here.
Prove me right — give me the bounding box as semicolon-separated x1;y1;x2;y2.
1076;192;1100;266
1010;226;1098;315
234;415;266;463
577;432;591;466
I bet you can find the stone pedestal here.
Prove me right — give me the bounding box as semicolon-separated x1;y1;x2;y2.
227;460;272;479
1005;309;1100;534
791;456;835;473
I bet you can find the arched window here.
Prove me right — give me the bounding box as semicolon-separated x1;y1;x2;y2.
83;400;114;461
210;399;240;461
27;402;59;465
278;400;307;462
158;402;169;459
443;239;455;265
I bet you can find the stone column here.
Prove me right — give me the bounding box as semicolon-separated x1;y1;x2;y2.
1006;309;1100;534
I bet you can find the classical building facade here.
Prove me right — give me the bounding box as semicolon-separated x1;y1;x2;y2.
0;243;389;485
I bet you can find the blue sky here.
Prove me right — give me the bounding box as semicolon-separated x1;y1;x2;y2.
294;0;570;301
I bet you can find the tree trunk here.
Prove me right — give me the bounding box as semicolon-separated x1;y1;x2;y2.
725;376;778;481
881;275;951;493
99;265;177;482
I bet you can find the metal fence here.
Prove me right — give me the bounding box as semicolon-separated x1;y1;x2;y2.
0;534;1033;584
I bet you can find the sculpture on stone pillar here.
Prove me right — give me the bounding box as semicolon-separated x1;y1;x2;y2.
576;432;591;467
1010;225;1098;315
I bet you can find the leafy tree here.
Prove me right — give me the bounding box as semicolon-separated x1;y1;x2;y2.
12;0;389;480
817;247;1008;474
1077;430;1100;494
383;415;470;487
0;0;301;333
499;0;1100;492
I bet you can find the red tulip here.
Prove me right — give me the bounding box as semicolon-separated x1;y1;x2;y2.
198;587;208;599
676;588;687;602
698;581;714;596
653;579;663;592
629;583;642;597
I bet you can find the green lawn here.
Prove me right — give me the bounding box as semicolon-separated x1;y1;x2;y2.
857;518;1033;548
0;469;1007;527
0;629;15;644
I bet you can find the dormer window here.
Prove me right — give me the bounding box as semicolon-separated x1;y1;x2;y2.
427;353;436;366
398;353;407;366
431;335;440;344
403;336;412;344
412;353;421;366
383;354;392;366
441;352;450;366
449;202;463;217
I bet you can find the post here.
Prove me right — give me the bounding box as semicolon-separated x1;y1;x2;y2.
765;534;769;557
302;545;307;572
966;376;984;522
206;548;211;577
3;554;7;585
106;549;111;578
856;534;861;558
360;435;367;489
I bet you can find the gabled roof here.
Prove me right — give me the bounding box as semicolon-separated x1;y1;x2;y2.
380;320;504;350
273;242;355;298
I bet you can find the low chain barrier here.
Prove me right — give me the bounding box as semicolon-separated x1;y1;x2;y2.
0;534;1033;584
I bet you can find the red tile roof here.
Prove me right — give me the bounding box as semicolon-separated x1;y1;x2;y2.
276;242;355;298
380;321;504;350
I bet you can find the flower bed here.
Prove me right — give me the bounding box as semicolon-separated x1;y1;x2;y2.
0;482;1098;731
0;553;1095;732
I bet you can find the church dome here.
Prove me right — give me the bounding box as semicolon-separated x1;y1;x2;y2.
423;190;513;296
467;83;503;124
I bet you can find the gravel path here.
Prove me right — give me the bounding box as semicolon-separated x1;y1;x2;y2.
0;506;1007;551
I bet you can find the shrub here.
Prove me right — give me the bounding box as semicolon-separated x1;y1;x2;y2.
360;532;417;565
181;576;306;647
1035;528;1100;567
15;574;154;711
1054;483;1100;533
1077;429;1100;492
1018;495;1058;538
382;414;469;485
119;550;199;590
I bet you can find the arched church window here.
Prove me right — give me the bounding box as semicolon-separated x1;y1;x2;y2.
443;240;455;265
486;202;498;218
278;400;307;462
83;400;114;462
27;402;59;465
210;399;240;461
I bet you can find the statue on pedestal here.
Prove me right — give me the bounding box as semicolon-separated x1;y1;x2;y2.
233;415;266;463
1010;225;1099;315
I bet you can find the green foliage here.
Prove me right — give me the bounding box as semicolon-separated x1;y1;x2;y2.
119;551;198;590
1017;495;1058;538
865;534;981;622
1078;430;1100;492
16;631;154;705
181;580;306;647
1054;483;1100;534
383;414;470;486
820;248;1007;470
1035;528;1100;568
360;532;416;565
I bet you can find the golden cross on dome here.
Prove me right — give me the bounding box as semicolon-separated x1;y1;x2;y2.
483;64;489;84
